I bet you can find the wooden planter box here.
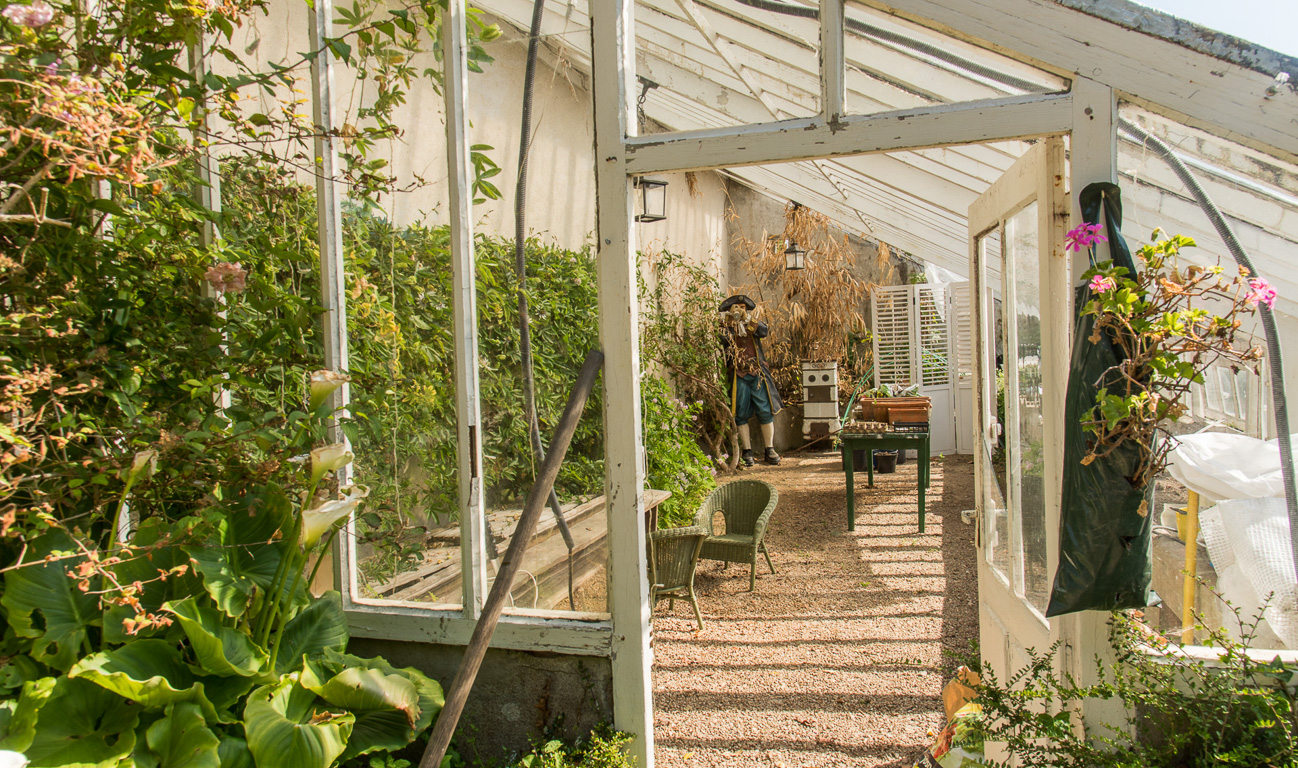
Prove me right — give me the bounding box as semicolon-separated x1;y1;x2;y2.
855;396;932;425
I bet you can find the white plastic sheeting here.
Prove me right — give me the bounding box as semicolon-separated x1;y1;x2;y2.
1199;498;1295;649
1168;432;1298;648
1166;432;1291;504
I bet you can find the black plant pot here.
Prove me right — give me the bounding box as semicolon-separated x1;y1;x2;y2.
874;450;898;473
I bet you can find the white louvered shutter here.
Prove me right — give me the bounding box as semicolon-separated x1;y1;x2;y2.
871;285;913;388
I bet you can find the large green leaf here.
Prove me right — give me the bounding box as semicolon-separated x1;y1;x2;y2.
166;597;268;678
273;592;348;675
103;518;204;645
23;677;139;768
299;659;420;761
323;650;444;735
133;702;220;768
216;737;254;768
244;677;353;768
0;677;52;753
69;640;222;723
185;488;294;619
1;533;102;671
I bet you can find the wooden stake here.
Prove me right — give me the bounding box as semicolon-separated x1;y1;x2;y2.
418;350;604;768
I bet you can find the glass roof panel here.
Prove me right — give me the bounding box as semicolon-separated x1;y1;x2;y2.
843;0;1066;115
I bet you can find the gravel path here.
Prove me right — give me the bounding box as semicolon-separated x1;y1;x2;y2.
651;452;978;768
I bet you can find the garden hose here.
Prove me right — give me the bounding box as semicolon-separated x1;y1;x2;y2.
1118;117;1298;585
513;0;577;608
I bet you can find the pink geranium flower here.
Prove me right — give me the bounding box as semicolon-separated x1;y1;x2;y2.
2;1;54;27
1066;223;1108;253
1089;275;1116;294
204;262;248;295
1246;277;1278;309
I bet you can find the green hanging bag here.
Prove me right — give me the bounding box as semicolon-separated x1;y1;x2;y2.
1045;182;1154;617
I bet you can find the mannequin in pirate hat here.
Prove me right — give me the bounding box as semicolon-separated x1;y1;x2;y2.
719;294;783;466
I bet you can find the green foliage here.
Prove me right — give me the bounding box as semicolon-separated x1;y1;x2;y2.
506;726;635;768
641;377;716;528
973;610;1297;767
1078;231;1264;486
639;251;737;469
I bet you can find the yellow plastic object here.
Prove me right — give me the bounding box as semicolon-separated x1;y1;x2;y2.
1181;490;1201;644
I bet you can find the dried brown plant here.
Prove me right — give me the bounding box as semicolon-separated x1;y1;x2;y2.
732;203;875;403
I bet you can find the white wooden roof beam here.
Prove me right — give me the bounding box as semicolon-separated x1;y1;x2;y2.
848;0;1298;163
820;0;845;121
625;91;1073;173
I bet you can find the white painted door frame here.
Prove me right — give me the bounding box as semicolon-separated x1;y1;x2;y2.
968;139;1069;720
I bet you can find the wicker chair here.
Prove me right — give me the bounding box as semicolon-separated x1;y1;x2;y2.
649;525;707;629
694;479;779;591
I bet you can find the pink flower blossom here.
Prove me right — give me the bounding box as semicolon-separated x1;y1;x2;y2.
2;1;54;27
1089;275;1116;294
1066;222;1108;253
1246;277;1278;309
204;262;248;295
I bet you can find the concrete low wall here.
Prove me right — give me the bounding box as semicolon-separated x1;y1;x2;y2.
348;638;614;767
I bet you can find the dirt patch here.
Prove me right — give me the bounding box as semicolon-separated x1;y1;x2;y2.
651;452;978;768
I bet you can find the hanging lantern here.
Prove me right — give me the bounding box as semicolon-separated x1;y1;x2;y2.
634;177;668;223
784;239;807;270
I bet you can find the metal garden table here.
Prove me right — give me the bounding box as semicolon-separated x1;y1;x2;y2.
839;431;932;532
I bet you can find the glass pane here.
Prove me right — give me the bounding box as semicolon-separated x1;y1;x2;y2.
1006;202;1047;613
348;211;461;608
843;0;1066;116
978;229;1011;581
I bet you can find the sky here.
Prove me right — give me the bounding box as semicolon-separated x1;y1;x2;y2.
1135;0;1298;58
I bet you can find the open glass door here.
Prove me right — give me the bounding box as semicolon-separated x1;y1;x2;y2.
968;138;1069;687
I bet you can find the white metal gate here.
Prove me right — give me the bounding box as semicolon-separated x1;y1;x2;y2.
869;283;973;454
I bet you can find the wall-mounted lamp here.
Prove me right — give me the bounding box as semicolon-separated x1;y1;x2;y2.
784;239;807;270
634;177;668;223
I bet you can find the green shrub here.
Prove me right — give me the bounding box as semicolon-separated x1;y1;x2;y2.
507;726;635;768
972;610;1297;767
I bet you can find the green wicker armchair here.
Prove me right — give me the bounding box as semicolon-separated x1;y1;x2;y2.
649;525;707;629
694;479;779;591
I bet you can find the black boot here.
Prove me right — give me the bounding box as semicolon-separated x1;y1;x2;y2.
764;447;781;465
741;449;755;467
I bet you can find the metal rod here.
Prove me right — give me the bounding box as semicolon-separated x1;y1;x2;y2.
1181;490;1201;644
418;350;604;768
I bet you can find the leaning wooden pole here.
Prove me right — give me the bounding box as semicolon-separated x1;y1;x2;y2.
418;349;605;768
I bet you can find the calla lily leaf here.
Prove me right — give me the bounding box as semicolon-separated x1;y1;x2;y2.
103;518;203;645
134;702;220;768
1;533;101;672
21;677;138;768
186;487;295;618
274;591;349;675
68;640;223;723
166;598;269;678
300;658;420;761
244;677;353;768
215;737;254;768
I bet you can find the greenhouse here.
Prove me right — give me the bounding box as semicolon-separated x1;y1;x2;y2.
2;0;1298;766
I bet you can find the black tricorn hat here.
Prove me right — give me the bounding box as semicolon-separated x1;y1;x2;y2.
718;294;756;313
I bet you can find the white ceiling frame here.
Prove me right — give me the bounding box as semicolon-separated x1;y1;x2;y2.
848;0;1298;164
625;91;1072;173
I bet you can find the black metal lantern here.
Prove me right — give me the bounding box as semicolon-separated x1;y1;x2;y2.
784;239;807;270
634;177;668;223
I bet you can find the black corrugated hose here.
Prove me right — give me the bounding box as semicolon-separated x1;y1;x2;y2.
513;0;578;608
1119;117;1298;585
